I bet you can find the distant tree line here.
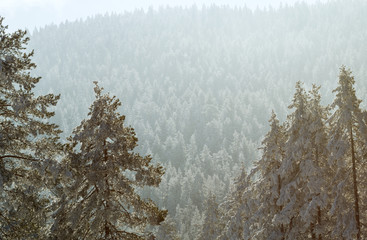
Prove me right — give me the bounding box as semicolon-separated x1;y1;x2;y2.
1;0;367;239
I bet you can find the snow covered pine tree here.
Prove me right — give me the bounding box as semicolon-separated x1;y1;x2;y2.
274;82;330;239
253;111;287;239
328;66;366;239
0;17;62;239
199;193;221;240
51;82;167;239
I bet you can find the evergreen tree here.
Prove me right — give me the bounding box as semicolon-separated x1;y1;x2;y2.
155;215;181;240
176;198;203;240
298;85;332;240
51;83;167;239
252;111;286;240
328;66;366;239
274;82;315;239
218;168;256;240
198;193;221;240
0;18;61;239
275;82;333;239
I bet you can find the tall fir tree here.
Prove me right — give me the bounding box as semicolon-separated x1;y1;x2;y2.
274;81;326;239
253;86;332;239
328;66;366;239
0;18;61;239
252;111;286;240
218;167;256;240
155;215;181;240
51;83;167;239
298;85;332;240
198;193;221;240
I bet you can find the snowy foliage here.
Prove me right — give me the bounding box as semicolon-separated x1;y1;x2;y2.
217;73;367;239
155;215;180;240
2;1;367;239
28;1;367;238
198;193;221;240
327;67;366;239
50;83;167;239
252;111;286;239
218;168;257;240
273;82;333;239
0;17;62;239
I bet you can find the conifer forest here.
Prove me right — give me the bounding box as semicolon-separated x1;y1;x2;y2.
1;0;367;239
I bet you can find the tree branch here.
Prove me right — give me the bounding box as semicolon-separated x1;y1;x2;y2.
0;155;38;161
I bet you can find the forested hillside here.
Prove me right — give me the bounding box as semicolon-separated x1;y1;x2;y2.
14;0;367;238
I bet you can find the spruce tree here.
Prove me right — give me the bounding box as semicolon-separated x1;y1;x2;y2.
218;168;256;240
253;85;332;239
0;18;61;239
273;82;308;238
274;82;325;239
328;66;366;239
253;111;286;240
155;215;181;240
299;85;331;240
198;193;221;240
51;83;167;239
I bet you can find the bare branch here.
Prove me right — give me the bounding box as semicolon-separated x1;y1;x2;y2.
0;155;38;161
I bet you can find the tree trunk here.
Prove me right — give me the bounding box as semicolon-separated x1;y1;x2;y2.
350;127;361;240
311;222;316;240
278;175;285;240
317;206;322;240
315;149;322;240
103;140;110;238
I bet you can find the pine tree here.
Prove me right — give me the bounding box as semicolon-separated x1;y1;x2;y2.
273;82;307;239
218;168;256;240
0;18;61;239
328;66;366;239
155;215;181;240
299;85;332;240
51;83;167;239
198;193;221;240
275;81;327;239
252;111;286;240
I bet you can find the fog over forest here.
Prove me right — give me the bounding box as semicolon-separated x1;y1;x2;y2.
0;0;326;31
1;0;367;239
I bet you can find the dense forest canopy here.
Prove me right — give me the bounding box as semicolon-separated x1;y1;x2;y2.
0;0;329;32
28;1;367;238
1;0;366;239
30;0;367;138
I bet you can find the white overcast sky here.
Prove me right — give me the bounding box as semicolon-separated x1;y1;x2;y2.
0;0;327;32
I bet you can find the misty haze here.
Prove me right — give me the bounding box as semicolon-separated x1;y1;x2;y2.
1;0;367;239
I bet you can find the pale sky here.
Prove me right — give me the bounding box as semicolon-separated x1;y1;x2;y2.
0;0;328;32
